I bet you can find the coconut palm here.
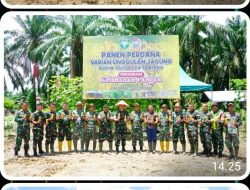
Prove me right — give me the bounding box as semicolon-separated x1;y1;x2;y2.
35;15;127;78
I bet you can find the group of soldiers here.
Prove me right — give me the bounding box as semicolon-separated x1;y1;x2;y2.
14;100;242;160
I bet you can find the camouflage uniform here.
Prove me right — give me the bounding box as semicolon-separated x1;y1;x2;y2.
98;111;113;151
32;111;46;155
115;110;129;151
58;109;72;152
172;111;186;153
130;111;144;151
185;110;200;155
199;111;213;156
45;111;57;154
14;109;31;156
72;109;85;152
225;111;242;159
144;112;158;153
159;111;171;141
211;110;225;157
85;111;98;151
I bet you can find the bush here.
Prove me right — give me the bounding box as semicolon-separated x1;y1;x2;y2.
4;97;16;110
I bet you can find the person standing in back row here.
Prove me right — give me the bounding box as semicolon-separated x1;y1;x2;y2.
14;102;32;157
58;102;72;153
144;105;159;154
72;101;85;153
224;103;242;160
98;104;113;152
45;102;58;155
171;103;186;154
114;100;130;154
211;102;225;158
85;103;98;152
185;102;200;156
158;104;171;154
198;103;213;157
130;103;144;153
31;103;46;157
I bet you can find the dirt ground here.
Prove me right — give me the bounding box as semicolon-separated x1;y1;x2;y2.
3;133;246;178
4;0;246;5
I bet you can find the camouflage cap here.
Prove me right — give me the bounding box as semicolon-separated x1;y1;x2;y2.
134;103;140;107
76;101;83;106
89;103;95;107
103;104;109;108
161;104;168;108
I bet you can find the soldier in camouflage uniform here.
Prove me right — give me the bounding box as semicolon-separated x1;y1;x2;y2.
31;103;47;157
198;103;213;157
130;103;144;153
58;102;72;153
211;102;225;158
144;105;159;154
72;101;85;153
185;103;200;156
45;102;58;154
14;102;32;157
85;103;98;152
98;104;113;152
158;104;171;154
171;103;186;154
114;100;130;154
224;103;242;160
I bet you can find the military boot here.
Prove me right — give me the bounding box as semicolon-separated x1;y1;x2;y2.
182;143;186;154
73;140;78;153
140;145;143;152
148;141;152;152
218;151;223;158
14;150;18;157
195;144;199;156
202;147;207;155
234;148;239;161
173;142;178;154
116;146;119;154
229;148;234;159
50;143;55;154
213;148;218;155
133;145;136;153
207;148;211;157
24;150;30;157
122;145;126;152
80;140;85;152
33;147;39;157
85;141;89;152
93;141;97;152
109;142;113;152
45;144;49;155
38;142;45;154
189;144;194;155
152;142;156;154
99;142;103;152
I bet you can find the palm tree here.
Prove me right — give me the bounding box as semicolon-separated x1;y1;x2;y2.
36;15;126;78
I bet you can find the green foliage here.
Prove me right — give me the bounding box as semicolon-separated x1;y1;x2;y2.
49;76;83;111
4;115;17;137
229;79;246;90
4;97;16;110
